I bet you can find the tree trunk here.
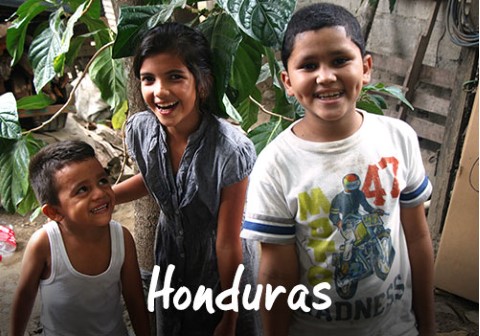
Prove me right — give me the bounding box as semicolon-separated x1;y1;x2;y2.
111;0;158;271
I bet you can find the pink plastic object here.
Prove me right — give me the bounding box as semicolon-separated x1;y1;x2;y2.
0;224;17;262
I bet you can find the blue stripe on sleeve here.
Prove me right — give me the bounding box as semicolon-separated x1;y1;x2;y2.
400;176;429;201
243;220;296;235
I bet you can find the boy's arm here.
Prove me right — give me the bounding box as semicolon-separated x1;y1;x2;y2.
401;204;436;336
10;229;49;336
113;173;149;204
121;227;151;336
259;242;298;336
214;178;249;336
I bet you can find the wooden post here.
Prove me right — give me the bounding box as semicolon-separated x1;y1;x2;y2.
428;47;478;239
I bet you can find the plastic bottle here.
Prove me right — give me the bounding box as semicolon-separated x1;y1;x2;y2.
0;224;17;263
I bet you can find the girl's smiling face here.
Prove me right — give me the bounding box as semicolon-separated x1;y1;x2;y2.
281;26;372;140
140;52;200;133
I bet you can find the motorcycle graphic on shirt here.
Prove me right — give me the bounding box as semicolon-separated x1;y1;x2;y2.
329;174;395;300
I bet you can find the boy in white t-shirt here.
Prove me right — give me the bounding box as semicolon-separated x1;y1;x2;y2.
241;3;435;336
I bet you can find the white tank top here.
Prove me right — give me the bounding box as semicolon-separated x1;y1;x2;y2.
40;220;128;336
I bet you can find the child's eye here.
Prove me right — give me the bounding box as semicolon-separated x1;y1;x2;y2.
169;73;183;81
333;58;349;66
301;63;317;71
140;75;155;83
76;186;88;195
99;178;111;186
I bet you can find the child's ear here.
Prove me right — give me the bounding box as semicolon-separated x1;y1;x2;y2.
281;70;295;97
362;54;373;85
42;204;64;222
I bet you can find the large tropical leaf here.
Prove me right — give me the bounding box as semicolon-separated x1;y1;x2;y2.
229;33;263;105
17;93;55;110
112;0;187;59
54;2;86;74
237;87;261;132
361;83;413;110
80;15;113;49
222;95;243;123
0;133;44;213
0;138;30;213
217;0;296;49
199;13;242;116
0;93;21;140
68;0;102;18
89;45;127;118
29;9;65;93
6;0;50;66
248;117;291;154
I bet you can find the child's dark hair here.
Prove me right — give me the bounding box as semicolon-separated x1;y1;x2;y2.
133;22;214;111
281;3;366;70
29;140;96;206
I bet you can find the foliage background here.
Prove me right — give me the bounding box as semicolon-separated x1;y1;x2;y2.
0;0;409;216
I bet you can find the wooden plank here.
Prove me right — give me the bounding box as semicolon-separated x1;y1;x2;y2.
406;115;445;144
428;47;478;238
419;65;455;90
411;91;450;117
399;0;442;120
370;53;455;90
18;104;74;118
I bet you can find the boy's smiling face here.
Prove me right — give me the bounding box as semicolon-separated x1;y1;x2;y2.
281;26;372;140
45;158;115;229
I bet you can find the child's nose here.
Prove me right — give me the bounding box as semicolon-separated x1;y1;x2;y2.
92;185;109;199
316;67;336;84
154;81;168;96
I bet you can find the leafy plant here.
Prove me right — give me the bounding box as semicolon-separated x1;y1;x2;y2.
1;0;411;215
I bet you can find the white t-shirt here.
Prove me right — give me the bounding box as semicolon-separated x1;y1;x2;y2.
241;110;432;336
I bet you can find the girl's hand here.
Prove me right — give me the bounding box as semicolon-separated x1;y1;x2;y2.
213;311;238;336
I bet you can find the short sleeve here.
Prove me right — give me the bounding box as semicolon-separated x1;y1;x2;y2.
221;137;257;187
399;123;432;207
240;144;296;245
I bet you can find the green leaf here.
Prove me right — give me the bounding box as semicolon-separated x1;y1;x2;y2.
222;95;243;123
29;9;65;93
112;0;187;59
0;93;21;140
356;99;384;115
89;45;127;114
229;33;263;104
362;83;414;111
65;35;87;67
80;15;113;48
237;87;261;132
272;85;295;118
248;117;290;154
389;0;397;13
16;186;39;216
17;93;55;110
6;0;50;66
68;0;102;19
217;0;296;49
200;13;243;113
0;138;31;213
54;2;86;74
111;100;129;130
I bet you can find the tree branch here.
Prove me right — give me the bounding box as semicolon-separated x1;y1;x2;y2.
249;95;295;122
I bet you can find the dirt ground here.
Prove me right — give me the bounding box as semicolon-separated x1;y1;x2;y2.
0;202;478;336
